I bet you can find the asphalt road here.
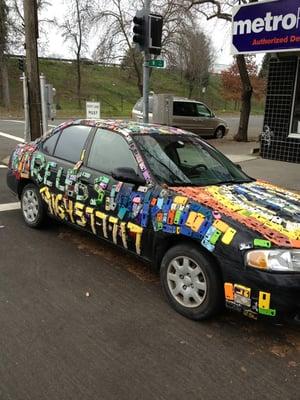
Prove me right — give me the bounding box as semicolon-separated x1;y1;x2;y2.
224;115;264;140
0;119;299;400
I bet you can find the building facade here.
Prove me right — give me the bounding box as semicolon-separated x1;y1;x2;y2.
261;54;300;163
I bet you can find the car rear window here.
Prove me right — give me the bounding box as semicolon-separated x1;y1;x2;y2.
87;128;138;174
54;125;91;163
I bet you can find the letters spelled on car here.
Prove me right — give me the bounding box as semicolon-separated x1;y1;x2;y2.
7;119;300;323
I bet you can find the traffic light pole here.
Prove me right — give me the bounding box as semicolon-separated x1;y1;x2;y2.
143;0;150;124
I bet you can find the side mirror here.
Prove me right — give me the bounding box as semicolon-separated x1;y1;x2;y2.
235;163;242;170
112;167;146;185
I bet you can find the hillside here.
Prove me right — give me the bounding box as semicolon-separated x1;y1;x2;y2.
2;57;265;118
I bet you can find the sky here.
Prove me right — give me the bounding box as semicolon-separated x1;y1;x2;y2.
40;0;263;68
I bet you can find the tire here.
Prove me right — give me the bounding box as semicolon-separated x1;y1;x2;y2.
160;244;223;320
21;183;46;228
214;126;225;139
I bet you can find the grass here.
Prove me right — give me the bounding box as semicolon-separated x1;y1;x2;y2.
1;58;265;119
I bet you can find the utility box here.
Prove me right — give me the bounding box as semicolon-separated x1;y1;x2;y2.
45;84;56;120
152;94;173;125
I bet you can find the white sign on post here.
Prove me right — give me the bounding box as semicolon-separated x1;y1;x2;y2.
86;101;101;119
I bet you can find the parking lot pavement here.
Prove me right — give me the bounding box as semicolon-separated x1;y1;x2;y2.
0;169;17;204
0;208;299;400
0;119;299;399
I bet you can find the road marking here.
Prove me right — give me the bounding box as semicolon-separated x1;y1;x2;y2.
0;202;20;212
0;119;25;124
0;165;7;169
0;119;57;128
0;131;24;143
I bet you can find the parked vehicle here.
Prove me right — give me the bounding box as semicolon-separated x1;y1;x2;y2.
132;96;229;138
7;119;300;323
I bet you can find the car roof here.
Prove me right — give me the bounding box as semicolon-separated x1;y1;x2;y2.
173;97;204;104
134;96;205;105
52;118;198;138
145;95;205;105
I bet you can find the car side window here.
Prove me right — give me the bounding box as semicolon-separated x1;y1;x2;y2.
196;104;212;118
173;102;197;117
53;125;91;163
42;132;59;155
87;128;139;174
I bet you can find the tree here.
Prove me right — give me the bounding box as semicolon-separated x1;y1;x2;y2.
259;53;271;79
221;63;241;110
92;0;145;95
168;22;213;98
92;0;193;95
0;0;10;108
58;0;94;108
221;57;266;110
184;0;259;142
6;0;53;55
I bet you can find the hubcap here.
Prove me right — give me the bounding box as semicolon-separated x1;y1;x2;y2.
22;189;39;223
167;256;207;308
216;129;223;139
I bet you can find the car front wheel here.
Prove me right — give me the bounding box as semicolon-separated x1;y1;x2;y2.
160;244;223;320
214;126;225;139
21;183;46;228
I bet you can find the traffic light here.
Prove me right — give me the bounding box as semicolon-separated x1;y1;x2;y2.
18;58;25;72
133;11;146;51
149;14;163;55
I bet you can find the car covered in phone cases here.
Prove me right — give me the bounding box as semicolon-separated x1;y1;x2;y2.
6;119;300;323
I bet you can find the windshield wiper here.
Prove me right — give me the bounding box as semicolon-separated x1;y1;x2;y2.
215;178;253;185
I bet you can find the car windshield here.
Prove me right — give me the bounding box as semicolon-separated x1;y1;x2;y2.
134;134;253;186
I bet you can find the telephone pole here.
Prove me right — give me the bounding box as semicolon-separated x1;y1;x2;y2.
23;0;42;140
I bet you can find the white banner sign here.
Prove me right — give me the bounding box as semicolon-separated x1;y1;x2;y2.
86;101;101;119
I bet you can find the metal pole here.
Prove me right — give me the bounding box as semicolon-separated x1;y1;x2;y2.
22;72;30;142
40;74;48;136
143;0;150;124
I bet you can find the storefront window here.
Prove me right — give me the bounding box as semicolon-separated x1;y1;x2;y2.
290;59;300;138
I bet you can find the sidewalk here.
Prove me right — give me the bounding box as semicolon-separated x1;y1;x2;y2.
212;139;300;192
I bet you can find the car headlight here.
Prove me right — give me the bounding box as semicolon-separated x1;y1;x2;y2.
245;249;300;272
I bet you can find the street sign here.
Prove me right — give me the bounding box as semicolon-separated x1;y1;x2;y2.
146;59;165;68
86;101;101;119
232;0;300;55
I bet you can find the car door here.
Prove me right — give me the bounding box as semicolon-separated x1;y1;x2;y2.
194;103;216;136
79;127;153;257
35;123;92;223
172;101;199;133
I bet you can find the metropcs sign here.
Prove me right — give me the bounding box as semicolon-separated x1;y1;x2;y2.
232;0;300;54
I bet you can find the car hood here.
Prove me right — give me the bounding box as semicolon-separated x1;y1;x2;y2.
171;181;300;249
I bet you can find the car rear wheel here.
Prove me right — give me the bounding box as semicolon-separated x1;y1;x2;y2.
21;183;46;228
160;244;223;320
214;126;225;139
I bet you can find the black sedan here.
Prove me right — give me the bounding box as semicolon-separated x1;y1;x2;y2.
7;119;300;323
